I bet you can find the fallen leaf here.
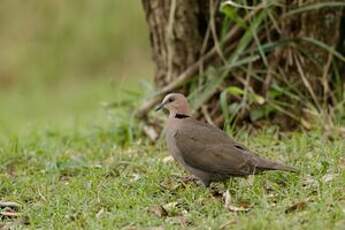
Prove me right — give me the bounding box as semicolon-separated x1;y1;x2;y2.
162;202;178;212
285;199;312;214
0;201;21;210
0;209;20;218
177;215;191;226
301;118;312;130
223;190;251;212
166;216;191;227
130;173;141;182
302;175;317;187
148;205;168;218
143;125;159;142
160;177;181;191
322;173;336;183
96;208;105;219
59;175;71;182
338;157;345;170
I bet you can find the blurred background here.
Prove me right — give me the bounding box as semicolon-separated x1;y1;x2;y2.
0;1;152;141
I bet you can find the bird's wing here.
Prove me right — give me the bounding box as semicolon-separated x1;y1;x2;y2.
175;118;258;176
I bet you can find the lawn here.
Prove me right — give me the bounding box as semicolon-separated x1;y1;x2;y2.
0;81;344;229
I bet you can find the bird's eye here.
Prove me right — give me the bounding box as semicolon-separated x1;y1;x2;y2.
168;97;174;103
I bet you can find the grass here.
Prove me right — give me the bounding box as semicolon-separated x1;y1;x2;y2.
0;2;344;228
0;82;344;229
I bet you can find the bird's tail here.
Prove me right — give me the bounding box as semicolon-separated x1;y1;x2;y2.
256;158;297;173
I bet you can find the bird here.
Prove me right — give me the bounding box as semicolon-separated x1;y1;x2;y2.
155;93;296;187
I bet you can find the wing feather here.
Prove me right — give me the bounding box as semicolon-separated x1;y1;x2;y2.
175;119;258;176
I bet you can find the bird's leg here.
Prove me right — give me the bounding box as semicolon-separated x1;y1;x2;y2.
199;179;210;187
180;174;210;187
244;175;255;187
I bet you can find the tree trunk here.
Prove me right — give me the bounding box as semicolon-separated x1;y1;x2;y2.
280;0;344;101
141;0;213;88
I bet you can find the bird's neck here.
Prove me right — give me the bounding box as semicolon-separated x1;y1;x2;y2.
169;111;190;118
169;104;190;119
175;113;190;119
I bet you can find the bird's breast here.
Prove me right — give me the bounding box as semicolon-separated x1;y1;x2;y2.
165;128;185;164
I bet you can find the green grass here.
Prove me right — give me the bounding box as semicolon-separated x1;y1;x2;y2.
0;1;343;228
0;84;344;229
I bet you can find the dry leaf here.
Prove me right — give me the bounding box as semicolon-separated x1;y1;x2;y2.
322;173;336;183
285;201;307;213
166;216;190;227
302;175;317;187
143;125;159;142
0;201;21;210
338;157;345;170
301;118;312;130
96;208;104;219
162;202;178;212
130;173;141;182
223;190;251;212
0;208;20;218
160;177;181;191
148;205;168;218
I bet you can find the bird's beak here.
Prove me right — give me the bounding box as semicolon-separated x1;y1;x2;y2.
155;102;165;111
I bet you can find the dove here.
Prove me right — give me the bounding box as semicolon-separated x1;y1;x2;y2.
155;93;296;187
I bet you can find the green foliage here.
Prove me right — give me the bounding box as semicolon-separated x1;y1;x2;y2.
192;0;345;129
0;61;344;229
0;1;344;228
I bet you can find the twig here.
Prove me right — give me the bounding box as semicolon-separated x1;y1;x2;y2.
199;22;211;75
201;105;216;126
294;54;322;112
135;3;265;118
166;0;177;82
0;211;20;218
263;49;281;95
0;201;21;210
210;0;227;64
321;53;333;104
222;0;258;10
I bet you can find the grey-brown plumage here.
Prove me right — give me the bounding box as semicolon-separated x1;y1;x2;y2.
156;93;296;187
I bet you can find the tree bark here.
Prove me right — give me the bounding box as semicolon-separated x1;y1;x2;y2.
141;0;213;88
278;0;344;106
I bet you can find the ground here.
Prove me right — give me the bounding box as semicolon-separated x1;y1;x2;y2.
0;81;344;229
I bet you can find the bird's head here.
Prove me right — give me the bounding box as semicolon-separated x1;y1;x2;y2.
155;93;190;116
